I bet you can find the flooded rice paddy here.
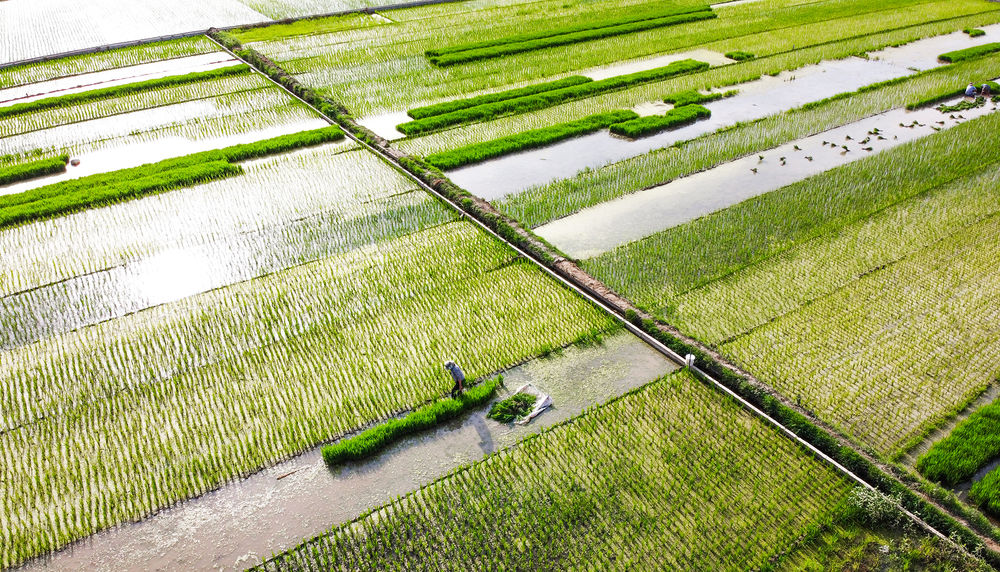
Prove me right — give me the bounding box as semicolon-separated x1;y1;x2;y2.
20;331;675;572
535;93;1000;259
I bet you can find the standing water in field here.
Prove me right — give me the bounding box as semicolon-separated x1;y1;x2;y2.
535;93;1000;259
20;332;676;572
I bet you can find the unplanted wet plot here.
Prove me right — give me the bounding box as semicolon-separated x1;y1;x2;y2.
0;218;617;568
535;95;1000;259
443;56;916;200
869;22;1000;71
257;368;853;571
0;142;425;300
22;331;675;572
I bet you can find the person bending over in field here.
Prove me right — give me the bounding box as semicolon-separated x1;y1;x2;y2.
445;360;465;397
966;82;979;97
983;83;993;98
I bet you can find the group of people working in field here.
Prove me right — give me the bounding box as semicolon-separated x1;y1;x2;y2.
966;81;993;97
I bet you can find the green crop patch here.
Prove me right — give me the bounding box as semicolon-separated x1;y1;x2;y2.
971;466;1000;515
939;42;1000;63
663;88;734;106
917;399;1000;486
609;104;711;138
425;110;637;169
256;369;851;571
427;8;717;67
0;155;69;187
407;76;594;120
0;127;344;229
725;50;755;61
0;65;250;120
397;59;709;136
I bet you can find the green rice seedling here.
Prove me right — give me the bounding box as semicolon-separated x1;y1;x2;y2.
424;110;637;169
396;59;709;136
662;88;734;106
0;65;250;121
323;378;501;465
965;28;987;37
0;127;343;229
608;104;710;138
407;76;594;120
0;155;68;186
0;37;218;88
970;466;1000;515
725;50;755;61
939;42;1000;63
917;399;1000;486
486;392;536;423
253;369;852;571
428;9;718;67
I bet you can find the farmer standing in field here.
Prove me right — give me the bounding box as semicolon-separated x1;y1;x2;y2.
445;360;465;397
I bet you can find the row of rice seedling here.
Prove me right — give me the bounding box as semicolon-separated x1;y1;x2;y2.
971;467;1000;516
395;0;1000;156
423;110;638;169
722;213;1000;457
0;64;248;120
0;144;419;297
0;127;343;229
245;0;998;117
939;42;1000;63
665;164;1000;346
0;154;68;186
427;7;717;67
582;110;1000;315
0;220;618;568
255;369;852;571
395;59;709;136
608;103;710;138
497;50;1000;228
2;91;320;160
917;400;1000;486
406;76;593;120
1;71;267;138
0;36;218;88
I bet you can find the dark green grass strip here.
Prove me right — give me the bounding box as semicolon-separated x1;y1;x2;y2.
425;110;637;169
0;155;69;186
397;59;710;136
407;76;593;120
0;126;343;228
428;9;716;67
322;378;501;466
725;50;755;61
940;42;1000;63
971;466;1000;516
663;88;732;107
609;104;711;138
0;64;249;120
917;400;1000;486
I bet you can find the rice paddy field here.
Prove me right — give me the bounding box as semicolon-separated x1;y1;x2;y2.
7;0;1000;569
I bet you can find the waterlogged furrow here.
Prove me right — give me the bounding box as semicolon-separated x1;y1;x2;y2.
724;215;1000;455
259;369;850;570
0;221;617;568
0;72;268;138
0;145;410;296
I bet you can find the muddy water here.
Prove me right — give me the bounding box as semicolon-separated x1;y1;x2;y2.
0;53;241;107
536;93;999;259
450;57;913;199
21;331;677;572
868;23;1000;71
356;109;410;141
580;48;732;81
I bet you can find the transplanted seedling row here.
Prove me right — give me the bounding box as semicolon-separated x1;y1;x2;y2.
256;369;851;571
0;221;617;567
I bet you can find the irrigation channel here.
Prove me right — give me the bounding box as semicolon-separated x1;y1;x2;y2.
21;333;674;571
438;25;1000;199
535;90;1000;258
